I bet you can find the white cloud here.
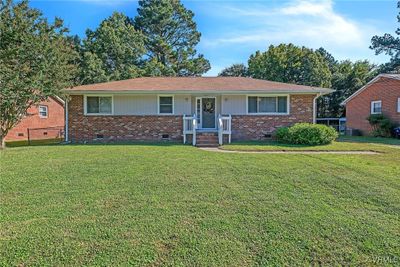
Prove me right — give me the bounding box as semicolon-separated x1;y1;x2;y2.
202;0;378;57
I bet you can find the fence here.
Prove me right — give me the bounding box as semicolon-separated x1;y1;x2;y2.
316;118;347;134
27;126;64;145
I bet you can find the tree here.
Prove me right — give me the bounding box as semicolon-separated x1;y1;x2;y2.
248;44;332;87
81;12;146;84
370;1;400;73
218;64;248;77
317;60;376;117
134;0;210;76
0;0;78;148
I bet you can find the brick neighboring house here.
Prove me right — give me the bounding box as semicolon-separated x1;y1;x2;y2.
64;77;333;146
5;96;65;142
342;74;400;135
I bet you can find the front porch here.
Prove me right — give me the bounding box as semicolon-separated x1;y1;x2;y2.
183;114;232;146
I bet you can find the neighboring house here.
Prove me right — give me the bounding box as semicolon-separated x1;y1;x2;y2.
343;74;400;135
5;97;65;142
64;77;333;146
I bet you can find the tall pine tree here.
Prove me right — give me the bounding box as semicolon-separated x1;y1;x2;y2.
134;0;210;76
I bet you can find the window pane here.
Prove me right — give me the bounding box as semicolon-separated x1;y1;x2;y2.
39;106;47;117
248;97;257;113
259;97;276;113
373;102;382;113
99;97;112;113
278;96;287;113
160;96;172;105
87;97;99;113
160;105;173;114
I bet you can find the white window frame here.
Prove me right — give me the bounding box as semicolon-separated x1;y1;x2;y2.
84;95;114;115
38;105;48;118
246;94;290;115
397;98;400;113
370;100;382;114
158;95;174;115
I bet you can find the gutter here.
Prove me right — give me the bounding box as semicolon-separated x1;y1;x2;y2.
313;93;322;124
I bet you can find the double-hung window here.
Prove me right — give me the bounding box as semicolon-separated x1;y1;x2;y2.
85;96;112;115
159;96;174;114
370;100;382;114
39;105;48;118
248;96;288;114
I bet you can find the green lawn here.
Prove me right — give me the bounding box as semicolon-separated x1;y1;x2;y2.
221;136;400;152
1;142;399;266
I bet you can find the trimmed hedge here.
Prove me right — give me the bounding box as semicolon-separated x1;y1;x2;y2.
276;123;338;145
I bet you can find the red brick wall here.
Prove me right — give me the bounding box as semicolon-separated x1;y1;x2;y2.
346;77;400;135
68;94;316;142
232;94;315;140
5;98;65;141
68;95;182;142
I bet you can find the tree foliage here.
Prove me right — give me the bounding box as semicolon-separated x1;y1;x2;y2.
0;0;78;147
219;43;376;118
218;64;248;77
370;1;400;73
248;44;332;87
80;12;146;84
317;60;376;118
134;0;210;76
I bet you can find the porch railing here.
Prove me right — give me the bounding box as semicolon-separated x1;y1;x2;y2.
218;114;232;145
183;114;197;146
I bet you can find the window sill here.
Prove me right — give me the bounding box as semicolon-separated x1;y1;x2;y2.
84;113;113;116
246;113;290;116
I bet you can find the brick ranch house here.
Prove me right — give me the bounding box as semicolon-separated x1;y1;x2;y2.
64;77;333;146
5;96;65;142
342;74;400;135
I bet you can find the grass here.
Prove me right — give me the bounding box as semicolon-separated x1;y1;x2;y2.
221;136;400;152
5;138;63;147
1;142;399;266
337;136;400;146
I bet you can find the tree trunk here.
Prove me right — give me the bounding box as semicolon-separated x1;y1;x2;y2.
0;135;5;149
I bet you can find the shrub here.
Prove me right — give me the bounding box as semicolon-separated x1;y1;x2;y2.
276;123;338;145
276;127;290;142
367;114;396;137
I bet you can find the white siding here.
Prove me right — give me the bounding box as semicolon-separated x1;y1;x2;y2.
113;94;191;115
174;95;192;115
221;95;247;115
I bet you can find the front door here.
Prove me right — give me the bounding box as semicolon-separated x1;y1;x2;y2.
200;97;216;129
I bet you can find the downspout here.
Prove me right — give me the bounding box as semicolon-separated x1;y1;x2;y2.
65;99;69;143
313;93;321;124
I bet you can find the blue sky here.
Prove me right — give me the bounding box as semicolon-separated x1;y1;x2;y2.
30;0;398;76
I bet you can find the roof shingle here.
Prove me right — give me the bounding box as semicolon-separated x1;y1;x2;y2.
66;77;332;93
